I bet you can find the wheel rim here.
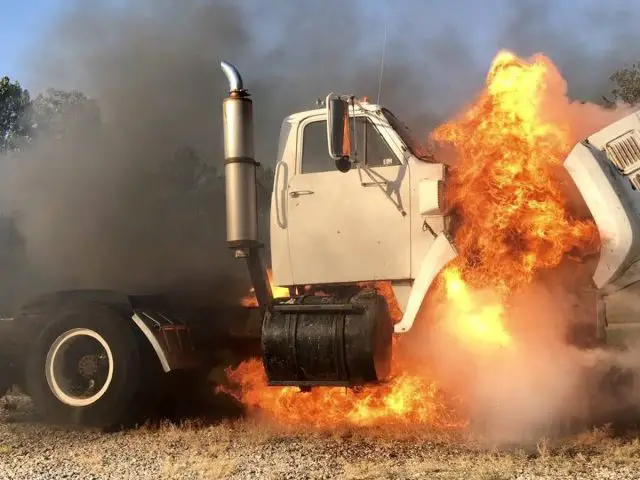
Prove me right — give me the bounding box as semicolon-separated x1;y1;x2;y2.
45;328;114;407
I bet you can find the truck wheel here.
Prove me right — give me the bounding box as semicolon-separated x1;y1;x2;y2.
24;304;155;429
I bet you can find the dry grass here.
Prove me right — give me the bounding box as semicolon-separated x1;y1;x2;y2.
2;398;640;479
135;420;640;479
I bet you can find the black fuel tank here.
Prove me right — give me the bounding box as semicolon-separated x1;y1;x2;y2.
261;290;393;387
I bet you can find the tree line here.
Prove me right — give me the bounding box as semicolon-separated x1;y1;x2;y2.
0;75;276;240
0;76;275;186
0;76;277;312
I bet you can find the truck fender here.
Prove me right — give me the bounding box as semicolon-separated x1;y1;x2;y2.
130;309;200;373
394;232;458;333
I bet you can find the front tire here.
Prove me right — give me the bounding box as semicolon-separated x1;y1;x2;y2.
24;304;156;428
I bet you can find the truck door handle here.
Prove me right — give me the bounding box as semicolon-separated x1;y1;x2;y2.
289;190;314;198
361;180;388;187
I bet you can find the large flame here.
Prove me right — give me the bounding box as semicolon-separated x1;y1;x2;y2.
222;357;463;429
223;50;600;429
434;51;598;297
433;50;598;352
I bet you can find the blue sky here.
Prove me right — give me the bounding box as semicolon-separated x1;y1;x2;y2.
0;0;62;86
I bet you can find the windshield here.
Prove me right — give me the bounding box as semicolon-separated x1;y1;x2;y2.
381;108;431;160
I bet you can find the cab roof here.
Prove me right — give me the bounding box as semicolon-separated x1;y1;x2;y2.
283;100;383;124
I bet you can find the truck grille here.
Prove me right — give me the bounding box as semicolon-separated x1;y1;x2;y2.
605;130;640;175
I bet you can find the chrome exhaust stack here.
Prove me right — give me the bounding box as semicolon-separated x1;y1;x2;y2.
220;61;244;92
220;61;272;308
221;61;258;251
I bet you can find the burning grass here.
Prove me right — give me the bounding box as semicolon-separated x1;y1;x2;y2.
220;358;466;430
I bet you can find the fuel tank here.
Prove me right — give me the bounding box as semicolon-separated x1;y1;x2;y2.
261;290;393;387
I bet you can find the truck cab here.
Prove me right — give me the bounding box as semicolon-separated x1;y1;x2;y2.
269;99;453;331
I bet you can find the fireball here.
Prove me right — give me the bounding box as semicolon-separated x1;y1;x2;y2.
433;51;598;294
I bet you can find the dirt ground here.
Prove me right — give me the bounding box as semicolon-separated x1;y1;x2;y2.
1;395;640;480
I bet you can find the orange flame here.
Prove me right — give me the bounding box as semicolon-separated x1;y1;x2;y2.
441;267;511;349
433;50;598;297
220;358;464;429
241;269;289;307
224;50;600;430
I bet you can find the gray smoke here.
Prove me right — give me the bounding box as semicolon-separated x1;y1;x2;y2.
1;0;640;311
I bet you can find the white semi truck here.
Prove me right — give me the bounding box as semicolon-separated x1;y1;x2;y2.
0;62;637;428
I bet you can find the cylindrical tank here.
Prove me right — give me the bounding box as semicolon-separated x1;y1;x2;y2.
261;291;393;386
221;62;259;249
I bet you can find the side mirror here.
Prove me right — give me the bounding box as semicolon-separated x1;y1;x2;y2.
326;94;351;164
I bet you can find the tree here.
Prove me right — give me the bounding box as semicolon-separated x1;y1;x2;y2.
609;62;640;106
0;77;31;152
171;144;207;189
29;88;100;140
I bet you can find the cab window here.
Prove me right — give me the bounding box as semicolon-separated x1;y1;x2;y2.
300;120;332;174
355;118;401;167
300;117;400;174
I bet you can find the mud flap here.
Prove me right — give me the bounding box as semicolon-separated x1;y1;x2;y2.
131;309;200;372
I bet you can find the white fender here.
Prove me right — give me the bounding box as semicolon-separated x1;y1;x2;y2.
394;232;458;333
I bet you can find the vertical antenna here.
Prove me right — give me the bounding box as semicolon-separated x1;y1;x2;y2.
376;22;388;105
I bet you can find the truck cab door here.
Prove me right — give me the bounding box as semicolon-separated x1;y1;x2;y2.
286;113;411;286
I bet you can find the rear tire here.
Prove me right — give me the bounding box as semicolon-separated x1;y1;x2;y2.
24;304;158;429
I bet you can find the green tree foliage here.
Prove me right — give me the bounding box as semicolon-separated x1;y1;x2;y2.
609;62;640;106
30;88;100;139
0;77;31;152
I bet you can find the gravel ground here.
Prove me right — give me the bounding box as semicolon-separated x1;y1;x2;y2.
1;395;640;480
